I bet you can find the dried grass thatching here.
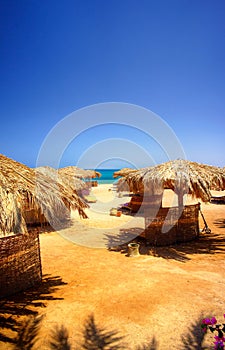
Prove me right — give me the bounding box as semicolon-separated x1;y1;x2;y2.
58;166;101;179
113;168;138;178
114;168;141;192
0;154;88;235
123;160;225;206
36;166;87;193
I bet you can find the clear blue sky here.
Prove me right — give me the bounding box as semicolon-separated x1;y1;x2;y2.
0;0;225;168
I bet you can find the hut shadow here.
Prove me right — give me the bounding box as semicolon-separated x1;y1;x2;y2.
28;220;73;234
0;274;67;344
105;228;225;262
104;228;145;255
146;232;225;262
214;218;225;228
105;227;190;261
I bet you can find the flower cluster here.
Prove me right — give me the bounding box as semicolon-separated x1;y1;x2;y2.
201;315;225;350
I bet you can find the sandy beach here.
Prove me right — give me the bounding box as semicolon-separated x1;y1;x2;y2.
1;184;225;349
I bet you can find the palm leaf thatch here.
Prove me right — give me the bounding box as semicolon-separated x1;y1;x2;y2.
58;166;101;180
113;168;139;192
124;160;225;206
0;177;26;234
35;166;88;218
36;166;87;193
113;168;138;178
0;154;88;235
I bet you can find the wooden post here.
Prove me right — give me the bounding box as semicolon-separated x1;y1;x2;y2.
178;191;184;209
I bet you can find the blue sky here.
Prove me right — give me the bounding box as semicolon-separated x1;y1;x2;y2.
0;0;225;168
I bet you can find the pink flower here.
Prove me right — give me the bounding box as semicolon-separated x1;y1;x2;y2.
212;317;218;325
214;336;223;341
203;318;212;325
214;340;224;349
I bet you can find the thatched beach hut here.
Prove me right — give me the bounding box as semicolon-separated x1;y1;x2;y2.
113;168;138;193
0;154;88;235
113;168;138;178
119;159;225;245
59;166;101;180
36;166;87;197
0;155;88;297
125;160;225;206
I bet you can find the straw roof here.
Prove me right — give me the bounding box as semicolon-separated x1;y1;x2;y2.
36;166;87;193
0;178;27;234
0;154;88;235
123;160;225;203
113;168;139;192
113;168;138;178
58;166;101;179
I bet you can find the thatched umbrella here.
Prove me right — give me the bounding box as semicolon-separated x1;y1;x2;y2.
0;154;88;235
113;168;139;192
36;166;87;193
124;159;225;207
58;166;101;180
113;168;138;178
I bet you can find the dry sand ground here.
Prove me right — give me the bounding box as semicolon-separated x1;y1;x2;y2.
1;185;225;349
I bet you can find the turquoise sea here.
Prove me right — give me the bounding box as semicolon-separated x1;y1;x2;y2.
92;169;120;184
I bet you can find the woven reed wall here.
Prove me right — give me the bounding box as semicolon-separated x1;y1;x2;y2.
0;232;42;298
144;203;200;246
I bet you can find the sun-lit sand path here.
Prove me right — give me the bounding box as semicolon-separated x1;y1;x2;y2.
59;184;145;248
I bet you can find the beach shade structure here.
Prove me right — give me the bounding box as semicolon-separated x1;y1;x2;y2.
59;166;101;189
0;154;88;236
36;166;87;195
120;159;225;246
125;159;225;207
113;168;138;178
0;155;87;298
113;168;139;193
59;166;101;180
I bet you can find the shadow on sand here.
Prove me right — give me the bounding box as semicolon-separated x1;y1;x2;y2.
0;274;67;345
214;218;225;229
8;312;208;350
104;226;225;263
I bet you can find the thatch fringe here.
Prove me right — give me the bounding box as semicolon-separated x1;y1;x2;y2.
0;154;88;235
117;160;225;203
113;168;138;178
59;166;101;179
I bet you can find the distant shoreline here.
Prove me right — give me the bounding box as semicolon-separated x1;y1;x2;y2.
90;168;121;185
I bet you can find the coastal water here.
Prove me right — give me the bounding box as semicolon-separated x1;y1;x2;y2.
91;169;120;184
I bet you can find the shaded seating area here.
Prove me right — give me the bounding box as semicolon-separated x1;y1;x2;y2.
115;159;225;246
120;194;142;213
210;195;225;204
119;193;163;214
